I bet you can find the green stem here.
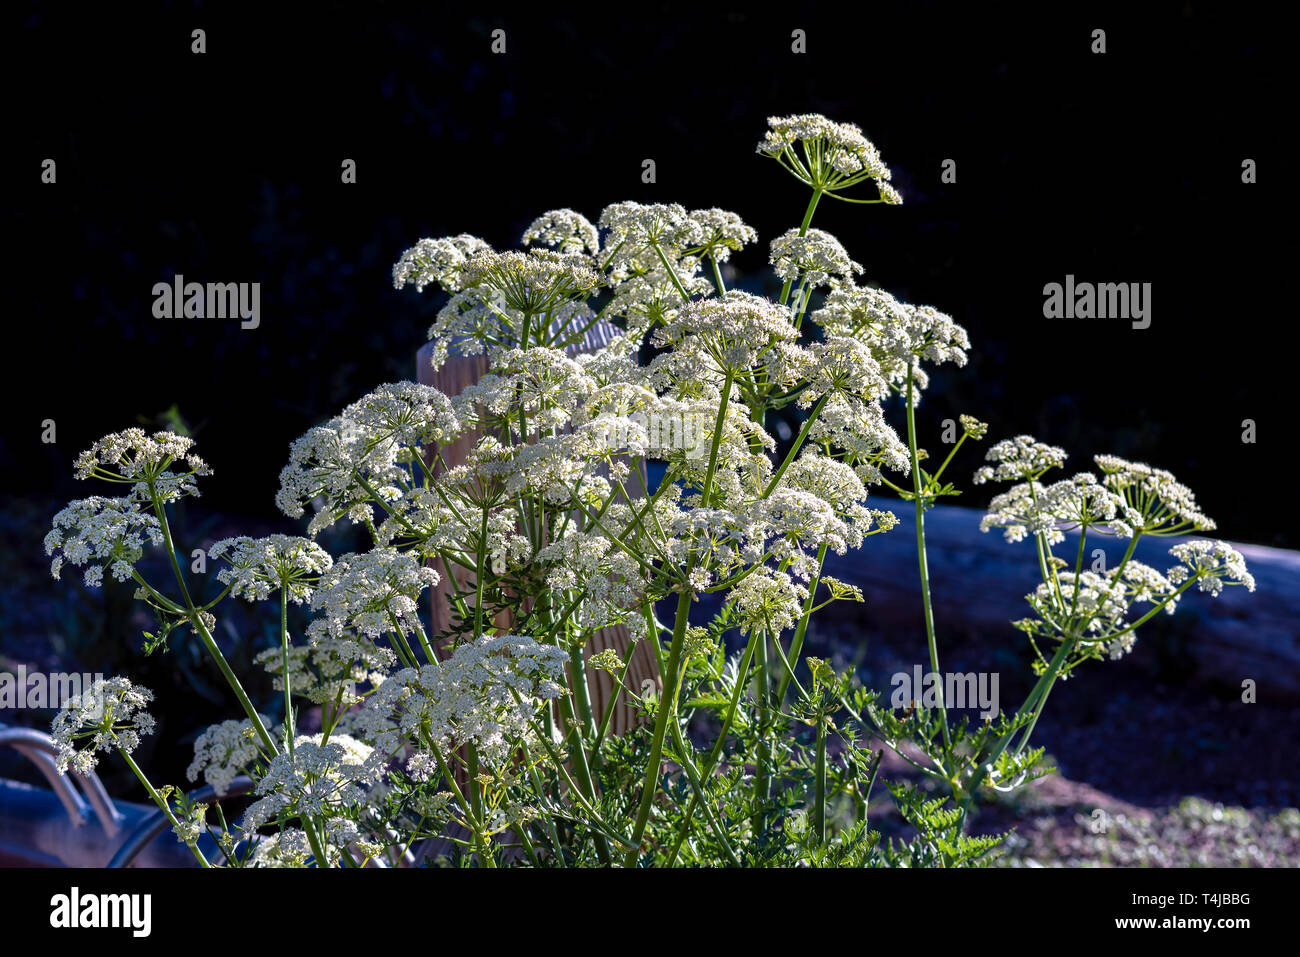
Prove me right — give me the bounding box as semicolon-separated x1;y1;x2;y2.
280;589;294;755
762;394;828;498
427;737;495;867
652;241;692;302
814;715;828;845
906;363;951;751
119;751;210;868
666;718;741;865
664;627;759;866
709;254;727;296
702;370;735;506
779;189;824;306
623;587;692;866
150;491;278;755
775;544;828;707
753;629;772;813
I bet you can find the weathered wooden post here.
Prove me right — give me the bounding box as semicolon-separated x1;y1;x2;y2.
416;322;661;737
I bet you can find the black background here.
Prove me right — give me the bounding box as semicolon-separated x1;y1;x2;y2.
2;1;1292;547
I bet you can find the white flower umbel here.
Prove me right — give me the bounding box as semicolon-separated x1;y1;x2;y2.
260;633;396;706
522;208;601;256
392;234;494;294
811;285;970;394
652;290;796;373
805;394;910;485
242;734;385;833
187;717;274;796
45;495;163;587
598;201;703;262
247;828;317;867
1017;560;1183;662
461;249;600;316
309;547;439;642
275;382;461;536
74;428;211;503
356;634;567;769
210;534;333;604
756;113;897;201
686;207;758;262
980;473;1141;545
769;227;862;288
728;567;810;636
1095;454;1217;535
1167;540;1255;596
973;435;1069;484
51;677;156;775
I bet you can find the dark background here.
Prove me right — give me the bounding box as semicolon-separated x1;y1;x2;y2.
0;2;1297;856
2;0;1292;549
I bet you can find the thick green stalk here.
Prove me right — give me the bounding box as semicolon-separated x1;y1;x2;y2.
778;189;824;305
814;715;828;845
623;587;692;866
753;630;772;812
905;364;951;750
280;589;294;756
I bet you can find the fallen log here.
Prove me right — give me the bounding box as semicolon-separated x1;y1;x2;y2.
819;498;1300;700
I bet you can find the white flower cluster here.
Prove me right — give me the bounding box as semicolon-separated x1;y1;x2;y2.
686;207;758;261
45;496;163;587
1167;540;1255;595
803;336;889;403
50;677;155;775
599;201;702;255
274;381;462;535
1024;562;1179;660
811;285;970;392
308;548;439;641
74;428;211;502
210;534;333;603
730;567;810;635
805;394;910;485
974;435;1069;484
535;529;647;631
354;634;567;769
392;234;493;294
522;208;601;256
980;473;1142;545
242;734;386;832
461;249;600;315
651;290;796;373
256;634;395;707
769;228;862;288
756;113;895;190
187;717;272;796
1094;454;1216;534
596;201;713;341
247;828;315;867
